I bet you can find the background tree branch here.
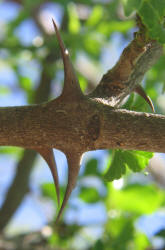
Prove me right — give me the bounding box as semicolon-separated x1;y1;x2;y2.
0;53;54;231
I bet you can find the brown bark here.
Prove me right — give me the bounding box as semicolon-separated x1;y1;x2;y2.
0;98;164;153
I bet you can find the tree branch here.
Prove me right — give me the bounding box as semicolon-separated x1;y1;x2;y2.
91;17;163;107
0;149;36;231
0;16;164;222
0;99;164;153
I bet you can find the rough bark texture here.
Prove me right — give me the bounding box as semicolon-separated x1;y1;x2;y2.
0;99;165;153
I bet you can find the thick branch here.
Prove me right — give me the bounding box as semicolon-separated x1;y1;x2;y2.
0;98;164;153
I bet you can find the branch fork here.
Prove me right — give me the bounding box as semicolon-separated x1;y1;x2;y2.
0;18;163;223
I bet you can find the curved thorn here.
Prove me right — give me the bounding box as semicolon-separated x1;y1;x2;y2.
52;18;82;98
55;153;82;223
134;85;155;112
38;148;60;206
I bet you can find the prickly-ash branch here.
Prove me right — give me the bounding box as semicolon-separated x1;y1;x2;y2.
0;18;164;222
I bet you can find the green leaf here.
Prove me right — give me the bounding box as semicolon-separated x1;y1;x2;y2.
104;150;153;182
122;0;142;16
19;76;34;103
110;184;164;214
138;1;158;28
138;1;165;43
24;0;43;10
98;20;134;35
84;158;99;176
134;232;151;250
0;146;22;156
104;150;126;182
19;76;32;92
41;183;56;202
79;187;100;203
122;0;165;43
149;0;165;19
86;5;104;27
68;3;80;34
124;150;153;172
83;32;102;57
111;219;134;250
78;74;88;93
93;240;104;250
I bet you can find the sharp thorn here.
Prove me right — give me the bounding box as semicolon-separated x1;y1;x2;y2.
55;153;82;223
52;18;82;98
52;18;68;63
38;148;60;206
134;85;155;113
